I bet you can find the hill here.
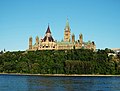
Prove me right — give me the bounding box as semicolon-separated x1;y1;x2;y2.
0;49;120;75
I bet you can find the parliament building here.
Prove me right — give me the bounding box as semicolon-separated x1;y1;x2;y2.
28;19;96;51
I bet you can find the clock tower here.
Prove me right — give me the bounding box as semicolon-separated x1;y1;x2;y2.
64;18;71;42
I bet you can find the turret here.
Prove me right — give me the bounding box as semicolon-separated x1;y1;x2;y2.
92;41;96;51
79;33;83;44
29;37;32;50
36;36;39;45
72;34;75;43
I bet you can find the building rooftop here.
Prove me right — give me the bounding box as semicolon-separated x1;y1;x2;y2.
46;25;51;34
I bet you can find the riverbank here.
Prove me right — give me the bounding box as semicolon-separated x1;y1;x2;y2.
0;73;120;76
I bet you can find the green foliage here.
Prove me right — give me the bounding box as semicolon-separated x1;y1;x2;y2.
65;60;93;74
0;49;120;74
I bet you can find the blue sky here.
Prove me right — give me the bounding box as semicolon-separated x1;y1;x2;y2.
0;0;120;51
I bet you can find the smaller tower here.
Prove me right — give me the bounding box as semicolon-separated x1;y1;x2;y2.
36;36;39;45
92;41;96;51
79;33;83;44
72;34;75;43
29;37;32;50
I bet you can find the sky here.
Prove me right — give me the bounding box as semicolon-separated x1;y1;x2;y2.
0;0;120;51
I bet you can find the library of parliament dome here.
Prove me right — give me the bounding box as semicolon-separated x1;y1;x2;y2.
28;19;96;51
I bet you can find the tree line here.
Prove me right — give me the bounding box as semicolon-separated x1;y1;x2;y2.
0;49;120;74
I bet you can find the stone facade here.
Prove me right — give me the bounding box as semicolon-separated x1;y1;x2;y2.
28;19;96;51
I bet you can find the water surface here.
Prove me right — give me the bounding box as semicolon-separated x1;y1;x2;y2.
0;74;120;91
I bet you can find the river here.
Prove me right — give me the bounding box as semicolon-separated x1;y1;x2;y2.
0;74;120;91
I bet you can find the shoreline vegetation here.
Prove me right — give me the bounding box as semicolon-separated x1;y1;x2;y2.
0;73;120;77
0;49;120;75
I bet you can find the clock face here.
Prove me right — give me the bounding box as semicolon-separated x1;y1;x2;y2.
66;28;68;30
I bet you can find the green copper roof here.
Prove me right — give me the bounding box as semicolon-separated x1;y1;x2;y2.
29;36;32;39
72;33;75;36
84;41;91;45
36;36;39;38
65;18;70;29
79;33;83;36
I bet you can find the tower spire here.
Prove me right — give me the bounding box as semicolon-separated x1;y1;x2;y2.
65;18;70;30
46;24;51;34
